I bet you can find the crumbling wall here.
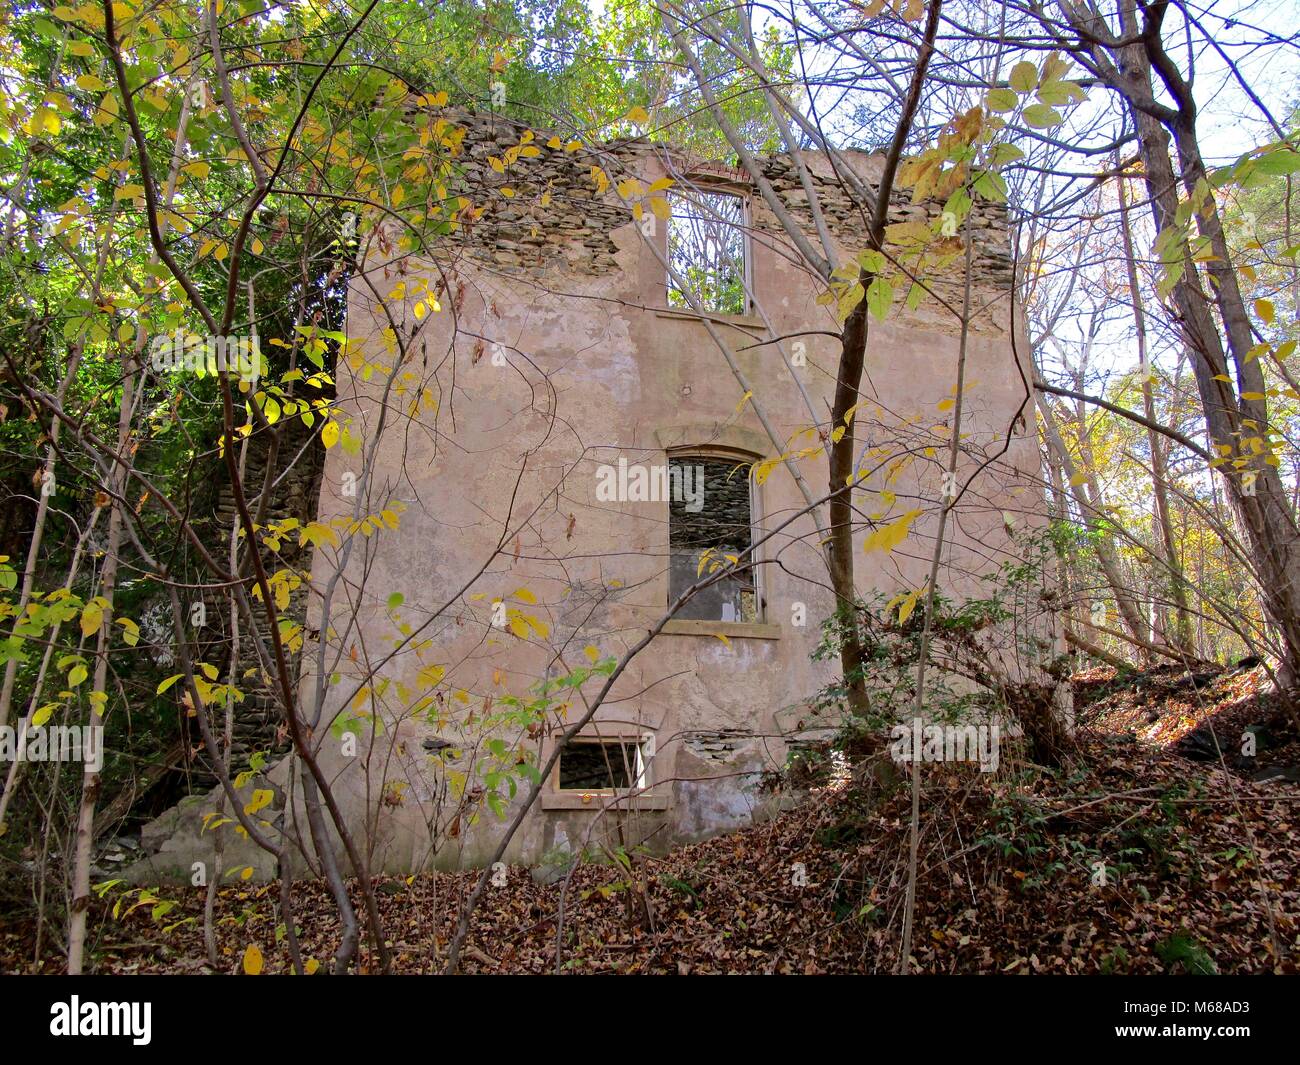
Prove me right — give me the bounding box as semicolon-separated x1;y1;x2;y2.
425;109;1014;298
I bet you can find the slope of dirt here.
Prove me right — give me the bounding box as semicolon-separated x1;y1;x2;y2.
1077;663;1300;778
3;668;1298;974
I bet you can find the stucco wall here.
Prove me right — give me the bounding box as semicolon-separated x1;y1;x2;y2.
281;118;1045;875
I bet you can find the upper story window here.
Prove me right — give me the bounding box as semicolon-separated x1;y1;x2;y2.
667;187;749;316
667;455;759;622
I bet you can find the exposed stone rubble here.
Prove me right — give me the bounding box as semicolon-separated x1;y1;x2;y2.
426;108;1014;290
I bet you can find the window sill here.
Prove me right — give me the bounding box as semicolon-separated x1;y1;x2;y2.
654;308;765;330
541;791;671;811
659;619;781;640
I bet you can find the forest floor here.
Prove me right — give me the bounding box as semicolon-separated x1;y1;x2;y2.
3;663;1299;974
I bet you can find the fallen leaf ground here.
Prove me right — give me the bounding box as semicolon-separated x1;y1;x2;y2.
3;665;1298;974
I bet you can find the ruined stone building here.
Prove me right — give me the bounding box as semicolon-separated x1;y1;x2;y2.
132;110;1046;880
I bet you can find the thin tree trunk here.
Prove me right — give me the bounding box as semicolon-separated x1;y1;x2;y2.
67;359;136;974
1063;0;1300;691
1116;165;1196;653
1036;394;1149;652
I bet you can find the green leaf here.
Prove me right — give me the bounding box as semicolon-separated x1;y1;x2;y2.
856;248;885;274
1008;62;1038;93
985;88;1017;113
1022;104;1063;128
1253;149;1300;177
866;276;894;321
973;170;1008;203
1035;79;1085;106
987;142;1025;167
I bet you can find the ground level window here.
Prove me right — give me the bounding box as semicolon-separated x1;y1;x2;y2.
558;737;651;792
668;455;758;622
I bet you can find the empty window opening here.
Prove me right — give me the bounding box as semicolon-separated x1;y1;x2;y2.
668;456;758;622
558;738;650;792
667;188;748;315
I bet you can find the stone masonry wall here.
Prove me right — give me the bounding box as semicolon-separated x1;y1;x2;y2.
426;108;1014;292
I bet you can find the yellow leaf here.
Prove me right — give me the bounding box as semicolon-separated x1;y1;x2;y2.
116;616;140;646
1068;472;1088;487
862;510;922;554
75;74;107;91
244;788;273;815
304;958;321;975
713;633;732;648
886;587;924;625
242;943;263;974
626;105;650;125
320;421;340;448
81;602;104;638
752;456;782;486
26;106;61;136
1254;298;1275;325
584;645;599;662
182;161;210;179
92;91;118;125
417;664;446;687
299;522;340;549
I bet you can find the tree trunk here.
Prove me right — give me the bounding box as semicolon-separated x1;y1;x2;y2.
1115;164;1197;654
1063;0;1300;690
